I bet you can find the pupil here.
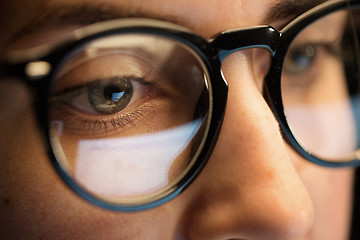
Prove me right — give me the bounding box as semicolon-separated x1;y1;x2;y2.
104;85;125;102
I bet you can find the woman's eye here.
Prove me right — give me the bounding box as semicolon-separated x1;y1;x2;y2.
48;73;160;137
281;39;345;105
54;76;148;116
283;42;341;77
281;41;342;93
283;44;316;75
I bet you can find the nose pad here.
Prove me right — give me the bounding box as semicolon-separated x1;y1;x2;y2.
251;48;272;91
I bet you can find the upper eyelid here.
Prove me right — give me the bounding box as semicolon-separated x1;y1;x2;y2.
55;46;158;78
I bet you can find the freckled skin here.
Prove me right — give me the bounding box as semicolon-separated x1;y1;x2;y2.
0;0;354;239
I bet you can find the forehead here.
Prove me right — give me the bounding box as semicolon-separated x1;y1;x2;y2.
0;0;326;52
0;0;274;34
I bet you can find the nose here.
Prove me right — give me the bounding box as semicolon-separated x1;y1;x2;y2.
183;50;313;240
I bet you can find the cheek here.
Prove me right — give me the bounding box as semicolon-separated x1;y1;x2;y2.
0;80;72;237
289;147;354;240
0;95;147;238
0;80;184;239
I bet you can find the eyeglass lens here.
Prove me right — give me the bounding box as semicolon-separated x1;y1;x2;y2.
281;7;360;162
47;33;211;204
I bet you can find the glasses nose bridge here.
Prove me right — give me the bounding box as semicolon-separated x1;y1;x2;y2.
210;26;281;62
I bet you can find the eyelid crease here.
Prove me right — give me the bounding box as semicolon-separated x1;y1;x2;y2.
56;46;159;79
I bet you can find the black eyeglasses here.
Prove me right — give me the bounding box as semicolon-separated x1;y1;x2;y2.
1;0;360;211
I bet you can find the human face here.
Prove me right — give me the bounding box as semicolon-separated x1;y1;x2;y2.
0;0;355;239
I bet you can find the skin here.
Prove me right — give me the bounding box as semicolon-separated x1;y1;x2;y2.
0;0;355;239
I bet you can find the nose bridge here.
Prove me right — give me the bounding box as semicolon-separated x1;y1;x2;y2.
184;50;313;239
211;26;280;62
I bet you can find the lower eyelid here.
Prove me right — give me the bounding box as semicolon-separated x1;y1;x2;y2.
50;102;156;137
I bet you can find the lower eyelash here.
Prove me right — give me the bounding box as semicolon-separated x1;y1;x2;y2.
49;103;154;137
104;107;147;132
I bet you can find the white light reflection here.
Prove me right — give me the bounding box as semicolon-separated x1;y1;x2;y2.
75;119;203;199
285;98;357;160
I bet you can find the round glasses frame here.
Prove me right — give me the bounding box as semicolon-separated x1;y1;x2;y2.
1;0;360;211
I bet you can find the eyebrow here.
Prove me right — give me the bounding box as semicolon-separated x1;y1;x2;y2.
265;0;328;24
9;0;328;45
7;3;188;45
